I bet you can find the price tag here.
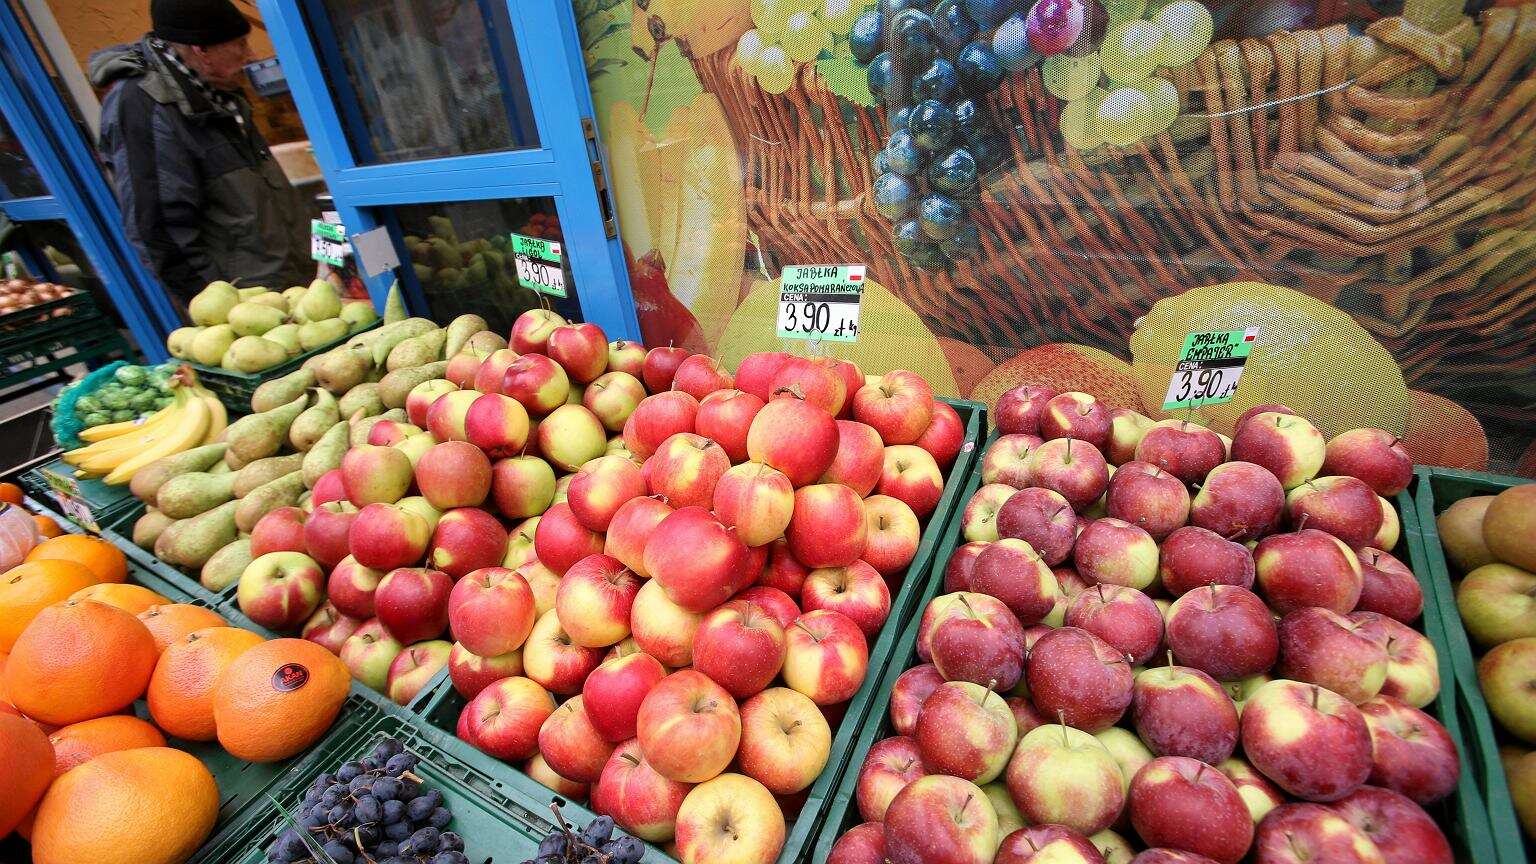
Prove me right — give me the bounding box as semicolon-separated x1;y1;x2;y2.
310;219;348;267
1161;327;1259;411
512;233;567;298
53;493;99;532
776;265;865;342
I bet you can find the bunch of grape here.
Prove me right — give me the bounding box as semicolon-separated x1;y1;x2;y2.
265;738;468;864
1032;0;1212;149
520;813;646;864
847;0;1019;268
736;0;875;94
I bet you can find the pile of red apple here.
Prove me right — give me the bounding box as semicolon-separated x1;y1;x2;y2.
238;308;968;863
830;388;1460;864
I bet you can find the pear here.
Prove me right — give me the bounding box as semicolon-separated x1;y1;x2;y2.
386;328;447;371
156;499;238;569
235;471;306;533
283;284;308;305
207;459;233;475
290;389;340;451
224;447;247;471
190;324;237;365
156;471;239;519
167;326;202;359
465;329;507;353
223;336;288;372
201;538;253;591
234;452;306;497
227;302;285;337
237;286;268;301
383;281;407;323
251;367;315;413
443;314;488;358
340;301;379;331
370;319;439;366
315;345;374;394
188;280;239;325
264;323;302;355
226;392;308;464
129;442;229;502
300;278;343;321
379;361;448;408
303;420;350;488
132;510;177;551
338;383;384;419
298;318;349;352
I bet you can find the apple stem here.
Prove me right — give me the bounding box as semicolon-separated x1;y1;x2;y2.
1311;685;1321;709
982;679;997;704
1167;650;1176;669
1057;711;1069;747
1296;513;1310;531
793;619;821;642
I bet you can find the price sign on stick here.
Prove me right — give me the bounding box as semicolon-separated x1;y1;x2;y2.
1162;327;1259;411
776;265;865;342
310;220;347;266
512;234;567;298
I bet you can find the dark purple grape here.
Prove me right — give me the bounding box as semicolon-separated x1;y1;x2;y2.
355;797;382;825
908;100;955;151
955;42;1004;94
371;738;404;761
884;129;924;175
439;831;465;852
928;146;978;195
892;218;927;255
889;9;937;71
919;193;964;239
375;840;400;857
579;815;615;847
382;799;407;824
891;105;913;130
322;841;356;864
384;754;418;776
372;777;403;801
913;58;957;102
429;854;469;864
384;821;413;841
932;0;978;54
867;52;896;100
962;0;1013;28
874;173;918;220
849;10;884;65
428;807;452;829
336;763;363;783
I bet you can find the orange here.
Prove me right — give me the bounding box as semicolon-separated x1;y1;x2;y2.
0;482;24;506
48;715;167;775
26;535;127;584
3;599;158;726
213;638;350;762
136;604;226;654
30;747;218;864
70;582;171;616
32;515;62;538
147;626;263;741
0;713;52;835
0;559;102;651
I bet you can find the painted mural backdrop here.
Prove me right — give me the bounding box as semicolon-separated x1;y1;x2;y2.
574;0;1536;475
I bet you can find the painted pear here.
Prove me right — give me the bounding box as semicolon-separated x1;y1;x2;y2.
156;471;238;519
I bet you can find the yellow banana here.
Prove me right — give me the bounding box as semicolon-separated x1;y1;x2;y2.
104;393;210;484
64;402;192;467
199;391;227;444
77;403;176;442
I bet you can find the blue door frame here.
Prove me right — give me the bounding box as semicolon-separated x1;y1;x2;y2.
259;0;640;341
0;3;179;360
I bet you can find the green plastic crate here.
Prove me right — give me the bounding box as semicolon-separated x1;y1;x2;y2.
1416;467;1532;864
202;709;673;864
19;455;140;532
412;399;986;864
189;321;379;413
809;470;1492;861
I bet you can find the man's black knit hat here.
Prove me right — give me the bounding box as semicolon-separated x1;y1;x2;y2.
150;0;252;47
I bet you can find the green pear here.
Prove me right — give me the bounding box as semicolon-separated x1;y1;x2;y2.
235;471;306;533
383;281;407;323
237;286;268;300
189;281;239;325
167;326;202;359
290;388;340;451
251;367;315;413
315;346;374;394
234;452;306;497
191;324;237;365
299;318;350;351
249;292;288;313
264;323;302;355
200;538;252;591
223;336;288;372
303;420;350;488
300;279;343;321
156;471;238;518
340;301;379;331
155;499;238;569
386;328;447;371
228;302;285;336
129;442;231;502
226;392;308;464
338;383;384;419
466;329;507;353
379;361;448;408
132;510;177;551
443;314;488;358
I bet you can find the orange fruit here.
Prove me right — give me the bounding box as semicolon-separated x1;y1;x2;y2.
30;747;218;864
0;559;102;651
0;482;24;506
3;599;158;726
213;637;350;762
70;582;171;616
32;515;62;538
147;626;264;741
0;712;52;835
136;604;226;654
26;535;127;584
47;715;166;775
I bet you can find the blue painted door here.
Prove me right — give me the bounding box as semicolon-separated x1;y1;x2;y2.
261;0;639;340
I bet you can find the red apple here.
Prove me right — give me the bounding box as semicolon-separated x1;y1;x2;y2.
1129;756;1254;864
1286;476;1384;548
641;346;690;393
962;483;1014;543
567;454;646;532
971;538;1060;625
995;825;1103;863
583;370;646;433
643;432;729;510
342;444;413;506
425;389;479;443
236;551;325;631
1191;461;1285;542
339;618;402;690
1027;437;1110;511
489;454;557;520
878;444;944;519
1067;584;1164;666
1230;412;1326;490
729;586;799;629
734;351;792;402
671;354;734;400
1254;529;1364;614
472;348;520;395
386;639;451;705
608;340;647;376
944;541;988;592
1165;585;1278;681
372;567;452;645
862;494;920;577
1322;429;1414;497
1277;607;1388;704
447;565;534;656
591;738;692;842
645;506;755;612
772;356;847;415
695;389;764;463
522;608;604;695
983;433;1045;488
630;578;704;668
890;663;945;736
787;484;868;568
636;669;742;782
427;507;507;579
1108;407;1155;466
464;392;530;458
548;322;608;383
539;694;616;783
310;469;346;507
1132;665;1240;763
736;687;832;795
1028;627;1134;732
604;495;673;577
623;390;699;459
445;347;488;390
758;537;811;596
251;506;307;558
821;420;886;496
503;353;570;415
853;370;934;445
456;674;555;760
447;640;523;698
1136;419;1227;486
690;601;786;698
302;502;356;568
511;309;566;354
828;822;886;864
533;502;604;575
884;774;998;864
1105;462;1190;541
994;487;1075;564
1074;517;1159;590
801;560;891;637
1329;785;1452;864
1357;696;1460;804
995;384;1057;436
917;681;1017;783
1218;757;1285;824
747;395;839;487
1159;526;1254;596
1240;680;1372;802
583;651;667;742
1350;611;1439;708
556;554;641;648
302;601;362;654
1005;723;1125;837
327;556;383;619
1251;804;1382;863
921;591;1027;690
406;379;456;427
915;401;965;469
783;609;869;705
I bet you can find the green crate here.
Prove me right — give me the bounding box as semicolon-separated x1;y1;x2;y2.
189;321;379;413
19;455;139;530
411;399;986;864
201;709;674;864
809;470;1491;862
1416;467;1532;864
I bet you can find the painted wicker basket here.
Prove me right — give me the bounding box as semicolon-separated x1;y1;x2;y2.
685;4;1536;397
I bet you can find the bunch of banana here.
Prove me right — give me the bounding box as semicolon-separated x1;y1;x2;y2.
63;370;226;484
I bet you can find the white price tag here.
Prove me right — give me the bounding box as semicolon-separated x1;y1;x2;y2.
776;265;865;343
1161;327;1259;411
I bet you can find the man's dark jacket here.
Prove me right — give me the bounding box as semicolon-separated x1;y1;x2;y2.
89;38;311;303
